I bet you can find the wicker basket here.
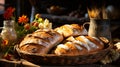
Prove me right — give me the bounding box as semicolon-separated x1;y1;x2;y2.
15;43;112;65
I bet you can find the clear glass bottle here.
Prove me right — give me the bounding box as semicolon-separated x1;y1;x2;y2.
1;20;17;44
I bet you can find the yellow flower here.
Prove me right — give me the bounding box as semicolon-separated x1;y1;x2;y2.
35;14;41;19
18;15;29;24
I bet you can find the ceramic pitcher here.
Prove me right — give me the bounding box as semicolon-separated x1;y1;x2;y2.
85;18;112;41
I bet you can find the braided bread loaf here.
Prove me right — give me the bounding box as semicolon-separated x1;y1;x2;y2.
54;36;104;55
19;29;63;54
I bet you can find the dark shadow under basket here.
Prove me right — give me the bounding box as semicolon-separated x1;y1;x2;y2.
15;43;112;65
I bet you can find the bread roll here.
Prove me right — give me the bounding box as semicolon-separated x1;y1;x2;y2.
19;29;63;54
54;24;88;37
54;36;104;55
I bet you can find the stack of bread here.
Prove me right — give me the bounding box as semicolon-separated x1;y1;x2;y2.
19;24;104;55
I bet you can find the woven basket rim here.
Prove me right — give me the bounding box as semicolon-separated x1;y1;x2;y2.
14;43;112;65
15;43;112;57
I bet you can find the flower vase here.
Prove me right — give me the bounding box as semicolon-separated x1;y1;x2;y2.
0;20;17;46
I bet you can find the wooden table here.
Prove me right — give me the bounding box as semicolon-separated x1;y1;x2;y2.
0;58;120;67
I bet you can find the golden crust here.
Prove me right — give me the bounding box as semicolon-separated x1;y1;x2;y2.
54;24;88;37
19;29;64;54
71;24;83;30
54;36;104;55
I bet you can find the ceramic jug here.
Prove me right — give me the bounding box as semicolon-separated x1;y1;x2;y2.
84;18;112;41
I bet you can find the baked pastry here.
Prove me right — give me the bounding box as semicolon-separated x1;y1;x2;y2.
54;36;104;55
115;42;120;52
54;24;88;38
19;29;63;54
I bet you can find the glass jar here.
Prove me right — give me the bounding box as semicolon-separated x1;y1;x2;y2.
0;20;17;44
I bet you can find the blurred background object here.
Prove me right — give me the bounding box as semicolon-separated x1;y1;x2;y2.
0;0;5;27
0;0;119;40
0;0;4;14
